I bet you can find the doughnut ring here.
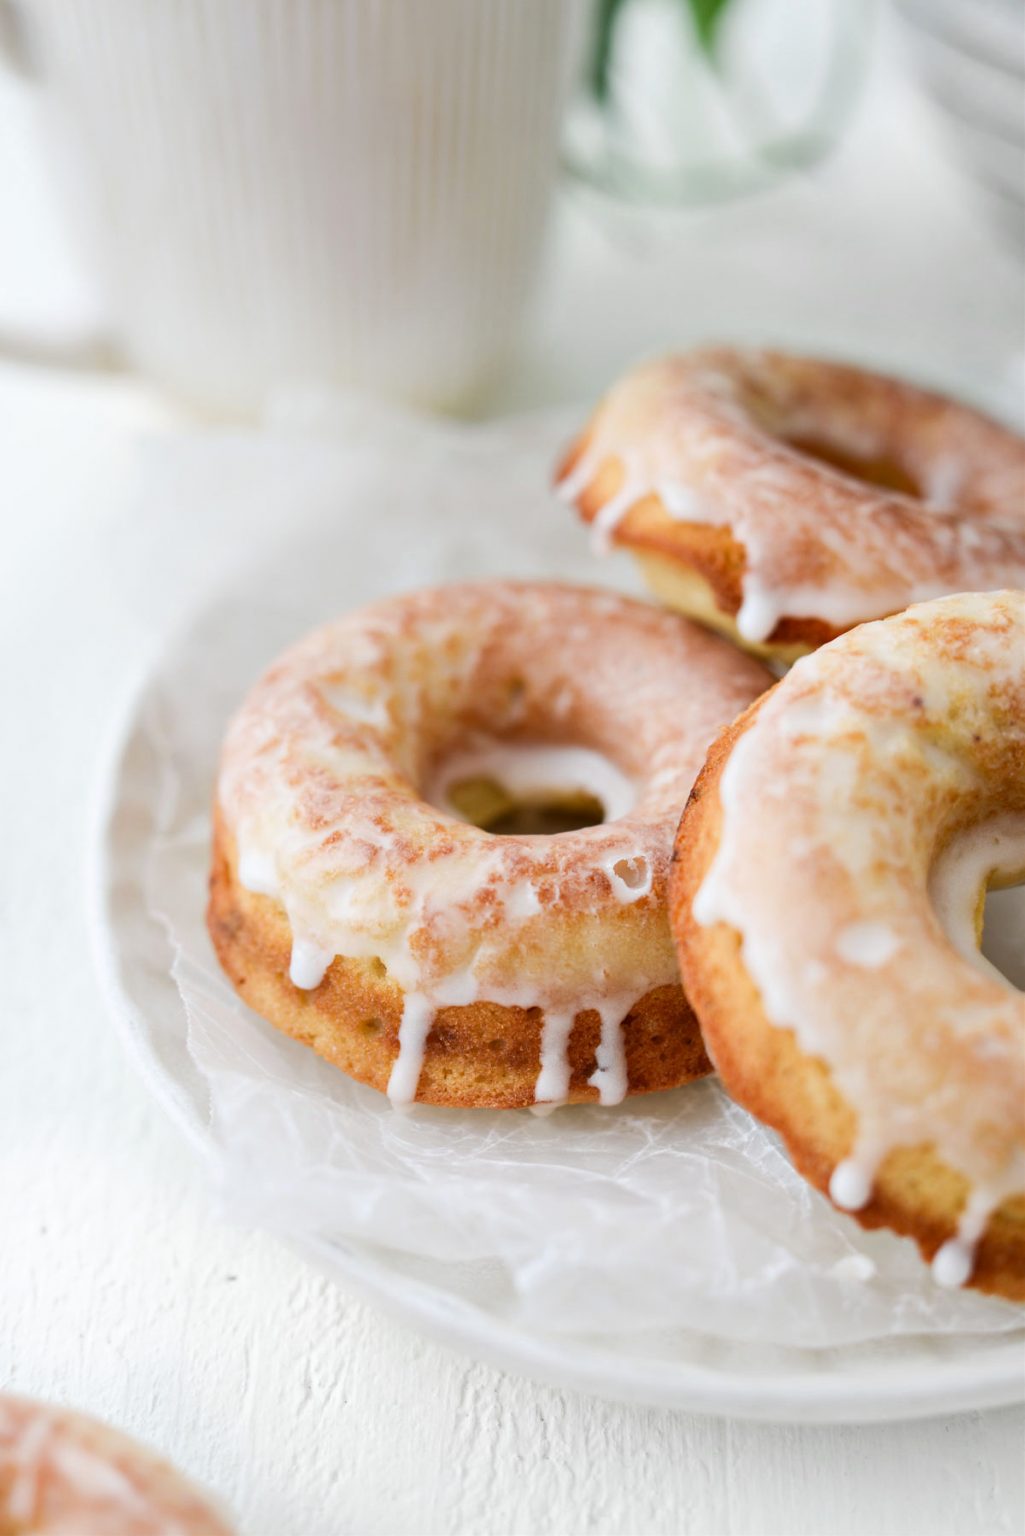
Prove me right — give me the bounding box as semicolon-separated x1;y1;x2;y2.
208;581;770;1109
557;349;1025;662
0;1395;232;1534
671;590;1025;1297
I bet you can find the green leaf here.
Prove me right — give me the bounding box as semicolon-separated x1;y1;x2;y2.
590;0;631;102
589;0;735;102
686;0;734;57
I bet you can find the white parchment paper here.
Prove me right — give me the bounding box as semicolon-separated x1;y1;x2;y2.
132;397;1021;1349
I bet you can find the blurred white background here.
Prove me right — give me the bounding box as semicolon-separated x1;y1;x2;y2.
0;0;1022;420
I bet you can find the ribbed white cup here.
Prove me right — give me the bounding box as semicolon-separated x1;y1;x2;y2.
14;0;575;413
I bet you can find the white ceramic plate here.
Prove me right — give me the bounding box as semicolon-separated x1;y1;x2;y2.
90;410;1025;1423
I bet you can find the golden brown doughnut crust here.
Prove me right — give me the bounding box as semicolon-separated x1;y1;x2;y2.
209;808;711;1108
670;700;1025;1302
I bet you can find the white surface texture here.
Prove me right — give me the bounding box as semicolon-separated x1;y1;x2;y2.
1;19;1024;1536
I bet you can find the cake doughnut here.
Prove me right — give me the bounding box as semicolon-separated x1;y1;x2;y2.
0;1394;232;1534
557;349;1025;662
208;581;771;1109
671;590;1025;1298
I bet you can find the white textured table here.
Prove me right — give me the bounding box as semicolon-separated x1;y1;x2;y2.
2;22;1024;1536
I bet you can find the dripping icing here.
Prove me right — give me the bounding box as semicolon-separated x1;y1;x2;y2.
387;994;434;1107
829;1156;875;1212
590;482;640;556
932;1186;1004;1289
289;939;333;990
239;847;278;898
535;1010;575;1104
555;452;597;504
588;1000;630;1106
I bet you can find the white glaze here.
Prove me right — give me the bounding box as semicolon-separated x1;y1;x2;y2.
835;922;902;969
693;591;1025;1285
535;1010;576;1104
604;853;653;904
588;1000;631;1107
932;1185;1001;1288
829;1158;876;1212
590;482;643;557
932;1239;974;1289
558;353;1025;643
318;680;392;729
557;451;656;560
288;940;334;991
504;881;541;919
238;848;278;898
554;452;598;506
387;995;435;1108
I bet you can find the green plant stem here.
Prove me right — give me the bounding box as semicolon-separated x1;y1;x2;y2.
590;0;735;103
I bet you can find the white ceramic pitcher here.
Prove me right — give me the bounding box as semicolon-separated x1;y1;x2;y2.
1;0;577;414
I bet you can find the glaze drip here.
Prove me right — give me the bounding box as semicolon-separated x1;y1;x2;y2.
588;1000;631;1106
387;995;435;1108
534;1010;576;1104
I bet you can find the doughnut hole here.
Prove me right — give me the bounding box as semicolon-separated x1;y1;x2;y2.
446;774;606;836
736;358;931;500
980;879;1025;991
783;435;923;499
929;810;1025;992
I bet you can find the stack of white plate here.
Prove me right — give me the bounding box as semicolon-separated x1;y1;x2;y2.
896;0;1024;251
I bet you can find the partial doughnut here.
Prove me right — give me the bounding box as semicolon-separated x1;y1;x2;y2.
208;581;771;1109
671;590;1025;1298
0;1394;232;1535
557;349;1025;662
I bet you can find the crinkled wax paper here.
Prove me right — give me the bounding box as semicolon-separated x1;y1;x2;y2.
134;396;1021;1349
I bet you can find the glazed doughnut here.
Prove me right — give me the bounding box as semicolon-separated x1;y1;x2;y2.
208;581;770;1109
557;349;1025;662
0;1395;232;1535
671;590;1025;1298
